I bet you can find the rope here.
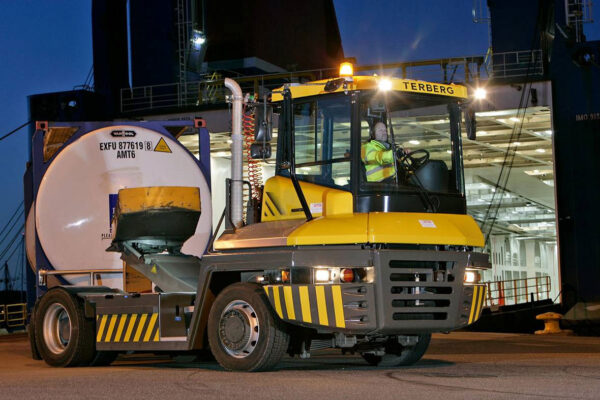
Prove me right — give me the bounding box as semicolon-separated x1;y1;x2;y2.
0;121;31;142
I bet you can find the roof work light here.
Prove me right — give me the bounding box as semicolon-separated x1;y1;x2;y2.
378;78;393;91
474;87;487;100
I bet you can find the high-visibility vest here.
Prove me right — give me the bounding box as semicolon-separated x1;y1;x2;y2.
361;140;396;182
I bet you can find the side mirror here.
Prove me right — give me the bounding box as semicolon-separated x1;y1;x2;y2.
254;104;273;142
465;107;476;140
250;142;272;159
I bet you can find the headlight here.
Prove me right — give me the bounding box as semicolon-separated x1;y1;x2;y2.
312;267;374;284
314;269;332;283
464;269;481;284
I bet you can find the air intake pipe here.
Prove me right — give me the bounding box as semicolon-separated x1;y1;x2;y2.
224;78;244;228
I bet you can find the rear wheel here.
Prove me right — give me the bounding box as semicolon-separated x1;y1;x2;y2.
34;288;96;367
362;334;431;367
27;310;42;360
207;283;289;371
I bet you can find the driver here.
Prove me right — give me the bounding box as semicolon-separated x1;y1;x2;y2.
361;122;398;182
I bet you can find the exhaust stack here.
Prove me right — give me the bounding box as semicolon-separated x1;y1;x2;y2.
224;78;244;228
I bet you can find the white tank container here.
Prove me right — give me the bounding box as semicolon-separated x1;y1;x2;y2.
31;124;212;289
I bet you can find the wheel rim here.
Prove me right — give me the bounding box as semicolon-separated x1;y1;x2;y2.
218;300;260;358
43;303;72;355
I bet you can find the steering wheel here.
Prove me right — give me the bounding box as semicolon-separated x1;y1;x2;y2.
397;149;430;171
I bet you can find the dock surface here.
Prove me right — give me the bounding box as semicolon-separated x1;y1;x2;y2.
2;331;600;399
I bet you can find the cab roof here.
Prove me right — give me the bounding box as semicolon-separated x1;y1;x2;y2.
271;75;468;102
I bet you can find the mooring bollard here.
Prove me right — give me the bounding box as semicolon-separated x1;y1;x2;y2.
534;312;573;335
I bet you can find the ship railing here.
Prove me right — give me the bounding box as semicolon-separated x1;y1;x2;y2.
5;303;27;328
120;55;487;114
484;276;551;307
488;49;544;79
0;303;27;329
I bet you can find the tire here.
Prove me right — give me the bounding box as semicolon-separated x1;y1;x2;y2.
27;317;42;360
90;351;119;366
207;283;289;371
362;334;431;367
34;288;96;367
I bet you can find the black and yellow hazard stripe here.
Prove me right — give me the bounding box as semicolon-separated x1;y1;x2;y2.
262;192;281;218
263;285;346;329
468;285;487;325
96;313;160;343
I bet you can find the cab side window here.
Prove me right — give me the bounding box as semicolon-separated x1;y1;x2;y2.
280;96;351;189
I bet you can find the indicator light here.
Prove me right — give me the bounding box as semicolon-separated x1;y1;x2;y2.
340;268;355;283
339;62;353;77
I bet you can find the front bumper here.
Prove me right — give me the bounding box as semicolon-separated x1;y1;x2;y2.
263;249;489;335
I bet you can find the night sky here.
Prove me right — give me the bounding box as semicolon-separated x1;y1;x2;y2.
0;1;599;287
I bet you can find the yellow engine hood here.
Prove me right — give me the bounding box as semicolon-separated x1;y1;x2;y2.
286;212;484;247
367;212;484;247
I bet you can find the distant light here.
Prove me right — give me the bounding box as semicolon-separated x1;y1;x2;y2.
536;148;546;153
474;87;487;100
191;30;206;50
514;142;521;146
339;62;354;77
446;150;452;154
510;117;520;122
378;78;393;91
409;140;420;145
545;130;553;135
477;130;488;136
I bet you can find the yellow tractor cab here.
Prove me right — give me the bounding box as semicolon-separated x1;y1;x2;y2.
217;64;483;250
207;67;489;369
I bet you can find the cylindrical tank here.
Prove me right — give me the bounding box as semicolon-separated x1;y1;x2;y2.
28;123;212;289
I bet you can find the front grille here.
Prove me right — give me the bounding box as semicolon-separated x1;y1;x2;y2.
389;261;453;321
376;249;472;332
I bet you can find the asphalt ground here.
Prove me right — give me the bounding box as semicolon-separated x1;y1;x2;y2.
2;331;600;399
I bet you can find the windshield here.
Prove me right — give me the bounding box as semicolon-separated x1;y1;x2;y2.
359;92;464;196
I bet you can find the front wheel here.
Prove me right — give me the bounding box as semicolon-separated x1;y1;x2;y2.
207;283;289;371
362;334;431;367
